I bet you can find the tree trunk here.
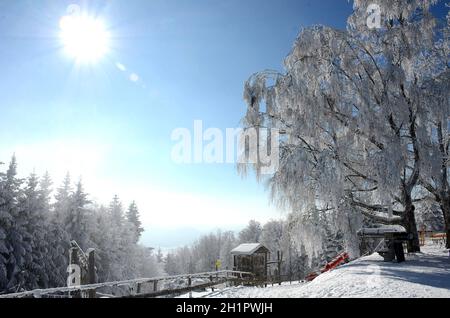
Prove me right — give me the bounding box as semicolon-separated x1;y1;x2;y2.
403;202;421;253
440;199;450;249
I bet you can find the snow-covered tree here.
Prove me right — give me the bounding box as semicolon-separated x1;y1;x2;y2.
0;160;13;292
126;201;144;243
20;173;50;289
39;172;68;288
0;156;29;292
0;156;157;293
239;0;448;253
164;253;179;276
54;173;72;224
163;230;238;275
100;196;140;281
156;248;164;264
132;246;164;279
347;0;449;250
109;195;124;226
260;220;283;257
218;231;237;270
192;232;221;272
238;220;262;243
64;180;91;250
418;21;450;246
88;205;108;282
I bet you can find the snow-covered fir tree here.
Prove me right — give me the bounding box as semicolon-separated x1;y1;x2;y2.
39;172;69;288
65;180;91;250
20;173;50;289
1;156;30;292
0;156;158;294
126;201;144;243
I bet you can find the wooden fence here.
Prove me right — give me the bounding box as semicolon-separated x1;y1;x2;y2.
0;270;254;299
0;241;255;298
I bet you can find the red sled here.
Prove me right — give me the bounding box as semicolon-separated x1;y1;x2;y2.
306;252;350;282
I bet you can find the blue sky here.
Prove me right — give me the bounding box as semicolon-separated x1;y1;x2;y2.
0;0;362;248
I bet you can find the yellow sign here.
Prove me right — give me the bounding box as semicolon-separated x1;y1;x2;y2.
215;260;222;269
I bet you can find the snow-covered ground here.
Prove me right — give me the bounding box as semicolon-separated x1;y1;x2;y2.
183;244;450;298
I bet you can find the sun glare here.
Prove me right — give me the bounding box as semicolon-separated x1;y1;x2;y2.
59;14;110;62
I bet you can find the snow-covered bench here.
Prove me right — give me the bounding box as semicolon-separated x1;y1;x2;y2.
358;226;411;262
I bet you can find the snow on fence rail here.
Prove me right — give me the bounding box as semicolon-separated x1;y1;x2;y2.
0;270;254;299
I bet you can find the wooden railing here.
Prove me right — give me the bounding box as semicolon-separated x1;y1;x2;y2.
0;270;254;299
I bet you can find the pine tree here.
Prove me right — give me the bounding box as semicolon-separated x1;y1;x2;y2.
126;201;144;243
107;195;135;280
164;253;179;276
40;172;68;287
54;173;72;224
89;206;113;282
20;172;49;289
156;248;164;263
0;156;161;291
65;180;91;250
1;156;29;292
0;161;10;291
109;195;124;226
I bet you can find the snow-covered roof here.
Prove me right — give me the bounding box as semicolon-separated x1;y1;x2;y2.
358;225;407;236
230;243;268;255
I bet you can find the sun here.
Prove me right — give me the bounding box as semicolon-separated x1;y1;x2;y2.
59;14;110;63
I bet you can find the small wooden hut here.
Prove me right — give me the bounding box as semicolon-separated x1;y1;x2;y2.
231;243;269;280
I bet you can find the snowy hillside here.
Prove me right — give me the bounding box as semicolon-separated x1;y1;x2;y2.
185;244;450;298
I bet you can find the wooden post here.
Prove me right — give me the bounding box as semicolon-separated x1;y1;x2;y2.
87;249;96;298
188;276;192;298
69;247;79;269
277;251;282;286
210;275;214;292
69;247;81;298
137;283;142;295
153;281;158;292
265;252;268;288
